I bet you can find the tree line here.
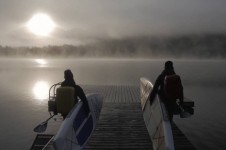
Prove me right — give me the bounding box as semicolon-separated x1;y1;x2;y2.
1;34;226;58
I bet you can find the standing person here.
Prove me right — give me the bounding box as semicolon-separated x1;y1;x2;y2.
61;69;90;117
149;61;183;122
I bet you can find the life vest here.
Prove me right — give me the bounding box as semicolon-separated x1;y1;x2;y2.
164;74;183;100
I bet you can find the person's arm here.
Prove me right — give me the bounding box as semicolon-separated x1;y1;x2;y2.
149;75;162;104
179;77;184;104
76;85;90;115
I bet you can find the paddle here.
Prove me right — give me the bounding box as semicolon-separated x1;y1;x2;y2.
176;101;192;118
33;115;55;133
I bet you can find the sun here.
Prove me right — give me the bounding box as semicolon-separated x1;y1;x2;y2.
27;13;56;36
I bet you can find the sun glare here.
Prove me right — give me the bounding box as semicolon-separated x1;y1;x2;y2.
35;59;47;65
27;13;56;36
33;81;49;100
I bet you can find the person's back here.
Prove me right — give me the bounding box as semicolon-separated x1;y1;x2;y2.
149;61;183;122
164;74;183;102
61;69;90;118
149;61;176;101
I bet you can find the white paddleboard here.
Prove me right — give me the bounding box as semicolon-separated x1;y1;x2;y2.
140;78;175;150
53;93;103;150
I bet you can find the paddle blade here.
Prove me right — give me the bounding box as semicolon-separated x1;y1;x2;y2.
33;121;48;133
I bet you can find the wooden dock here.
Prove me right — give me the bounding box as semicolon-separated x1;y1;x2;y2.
83;85;196;150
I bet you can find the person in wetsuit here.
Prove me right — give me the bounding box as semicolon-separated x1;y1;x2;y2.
149;61;183;122
61;69;90;118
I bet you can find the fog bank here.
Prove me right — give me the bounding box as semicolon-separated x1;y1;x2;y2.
1;34;226;58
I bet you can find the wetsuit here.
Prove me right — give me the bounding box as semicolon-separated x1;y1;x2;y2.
61;80;90;118
149;68;182;122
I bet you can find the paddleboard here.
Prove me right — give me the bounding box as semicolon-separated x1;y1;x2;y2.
53;93;103;150
140;78;174;150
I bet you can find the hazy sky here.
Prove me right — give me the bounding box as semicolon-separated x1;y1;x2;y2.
0;0;226;46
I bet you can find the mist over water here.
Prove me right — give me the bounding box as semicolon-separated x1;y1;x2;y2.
0;58;225;149
1;34;226;58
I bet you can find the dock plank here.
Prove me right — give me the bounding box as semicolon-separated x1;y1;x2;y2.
82;85;196;150
84;103;153;150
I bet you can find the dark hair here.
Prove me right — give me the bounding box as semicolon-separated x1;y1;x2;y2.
165;61;174;70
64;69;74;81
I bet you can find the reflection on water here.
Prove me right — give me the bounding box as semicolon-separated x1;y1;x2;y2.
33;81;49;100
35;59;47;67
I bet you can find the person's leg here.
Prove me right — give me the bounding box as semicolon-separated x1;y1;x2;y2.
168;107;174;123
166;103;174;123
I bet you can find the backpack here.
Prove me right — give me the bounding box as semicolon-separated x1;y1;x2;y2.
164;74;183;100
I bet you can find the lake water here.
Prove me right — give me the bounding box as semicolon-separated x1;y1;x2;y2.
0;58;225;150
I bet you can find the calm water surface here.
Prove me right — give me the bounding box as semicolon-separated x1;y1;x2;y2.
0;58;225;150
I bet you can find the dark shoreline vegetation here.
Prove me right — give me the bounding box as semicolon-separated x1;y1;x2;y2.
1;34;226;58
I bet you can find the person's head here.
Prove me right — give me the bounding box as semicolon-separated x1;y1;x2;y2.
164;61;174;70
64;69;74;81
